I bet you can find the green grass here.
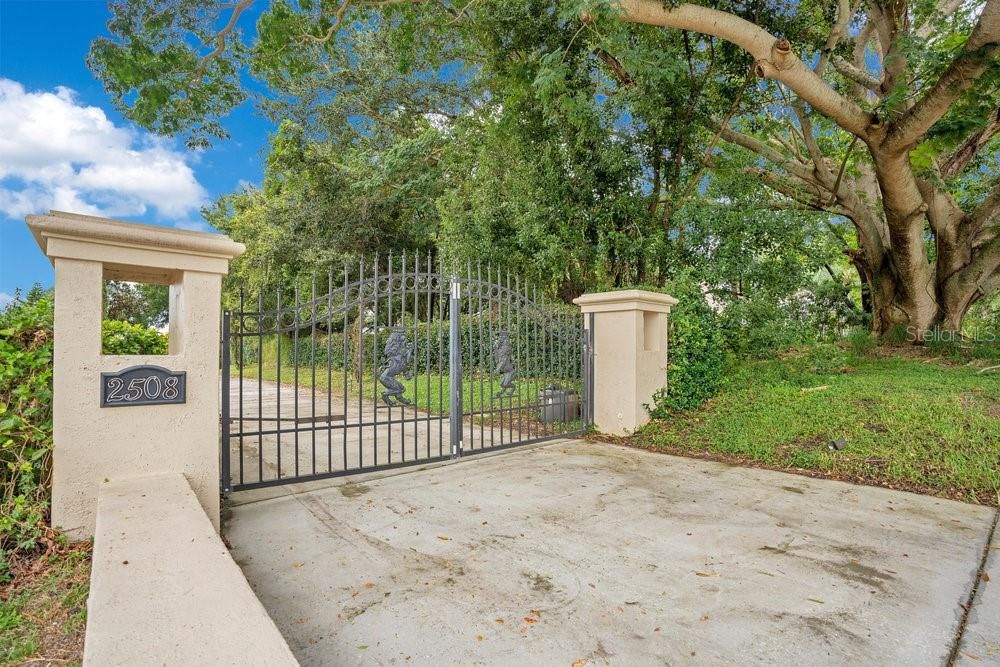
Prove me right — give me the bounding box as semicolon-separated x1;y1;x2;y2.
235;363;581;423
633;349;1000;505
0;545;90;666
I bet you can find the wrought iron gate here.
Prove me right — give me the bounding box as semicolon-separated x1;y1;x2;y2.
221;256;594;492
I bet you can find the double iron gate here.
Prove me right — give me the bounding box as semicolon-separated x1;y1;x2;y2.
221;256;594;492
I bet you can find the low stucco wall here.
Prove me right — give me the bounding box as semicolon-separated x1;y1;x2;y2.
85;473;298;666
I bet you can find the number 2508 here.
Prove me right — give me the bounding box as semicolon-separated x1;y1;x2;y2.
105;376;180;402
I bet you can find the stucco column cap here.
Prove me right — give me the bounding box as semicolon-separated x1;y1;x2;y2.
573;289;678;314
26;210;245;265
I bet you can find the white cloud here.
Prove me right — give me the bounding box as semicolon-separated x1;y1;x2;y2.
0;79;208;220
0;292;13;309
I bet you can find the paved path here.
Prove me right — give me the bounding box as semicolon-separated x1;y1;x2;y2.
225;440;997;665
226;378;563;487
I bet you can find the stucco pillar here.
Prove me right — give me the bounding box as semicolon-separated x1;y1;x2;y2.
26;210;244;539
573;290;678;435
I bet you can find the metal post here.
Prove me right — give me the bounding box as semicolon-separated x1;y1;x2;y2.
449;276;463;457
220;310;232;494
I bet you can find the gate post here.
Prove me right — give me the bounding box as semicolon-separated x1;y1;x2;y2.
26;211;244;539
573;290;678;435
448;277;463;456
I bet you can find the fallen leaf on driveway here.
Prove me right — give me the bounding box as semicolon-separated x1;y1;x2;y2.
695;572;719;577
438;536;451;541
807;598;825;604
572;660;588;667
960;651;981;661
292;562;305;568
476;635;484;641
529;609;542;618
494;618;505;624
364;582;376;589
523;617;538;624
983;572;991;583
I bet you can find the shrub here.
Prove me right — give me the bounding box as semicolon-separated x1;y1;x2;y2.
102;320;168;355
718;294;814;358
0;290;54;581
648;277;726;415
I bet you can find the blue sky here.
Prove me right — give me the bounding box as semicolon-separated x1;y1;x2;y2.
0;0;274;305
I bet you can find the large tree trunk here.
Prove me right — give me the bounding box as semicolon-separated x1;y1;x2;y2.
614;0;1000;340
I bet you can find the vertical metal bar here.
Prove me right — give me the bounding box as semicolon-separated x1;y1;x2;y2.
465;261;473;450
386;253;393;464
413;253;420;461
557;303;569;433
220;310;232;494
449;275;462;456
237;289;244;486
293;281;300;478
488;264;495;449
373;255;381;468
515;275;522;443
438;254;445;457
400;252;406;462
557;305;564;433
505;270;512;445
326;267;333;472
342;261;349;472
311;273;317;475
477;263;484;451
358;258;366;470
257;290;263;484
425;252;432;459
276;286;282;479
532;285;539;442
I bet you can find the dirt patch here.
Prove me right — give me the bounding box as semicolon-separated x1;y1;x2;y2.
339;482;371;498
523;571;554;593
0;542;91;666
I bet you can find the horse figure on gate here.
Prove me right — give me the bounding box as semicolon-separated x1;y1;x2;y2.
379;328;413;406
493;330;517;399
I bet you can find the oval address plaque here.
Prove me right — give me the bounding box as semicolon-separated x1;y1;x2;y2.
101;365;186;407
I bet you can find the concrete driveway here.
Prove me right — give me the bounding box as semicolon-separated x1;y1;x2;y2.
224;440;997;666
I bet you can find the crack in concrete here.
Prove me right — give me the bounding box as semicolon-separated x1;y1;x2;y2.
947;507;999;666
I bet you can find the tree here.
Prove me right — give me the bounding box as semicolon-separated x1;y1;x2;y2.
603;0;1000;335
87;0;999;335
104;281;169;327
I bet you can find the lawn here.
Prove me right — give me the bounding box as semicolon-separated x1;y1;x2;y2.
631;348;1000;506
234;363;582;419
0;544;91;666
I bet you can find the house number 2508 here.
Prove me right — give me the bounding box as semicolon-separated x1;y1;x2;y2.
105;376;180;402
100;366;186;407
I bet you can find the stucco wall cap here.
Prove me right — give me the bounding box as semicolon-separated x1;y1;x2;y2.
573;289;678;313
26;210;245;263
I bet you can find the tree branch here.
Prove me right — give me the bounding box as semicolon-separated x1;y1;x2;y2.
940;105;1000;179
191;0;256;84
298;0;353;44
595;48;634;86
970;180;1000;247
884;0;1000;152
815;0;852;75
615;0;873;138
831;56;881;93
714;122;818;184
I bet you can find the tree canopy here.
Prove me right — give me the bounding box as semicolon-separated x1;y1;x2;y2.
88;0;999;336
